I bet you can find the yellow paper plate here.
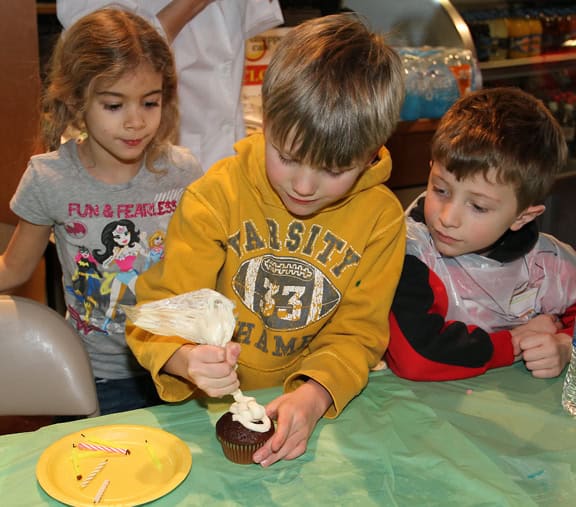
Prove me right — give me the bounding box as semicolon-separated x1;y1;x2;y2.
36;424;191;506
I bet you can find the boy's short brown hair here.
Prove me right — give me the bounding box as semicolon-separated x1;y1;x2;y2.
262;13;404;170
431;87;567;212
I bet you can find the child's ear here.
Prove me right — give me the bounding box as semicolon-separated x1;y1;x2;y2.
510;204;546;231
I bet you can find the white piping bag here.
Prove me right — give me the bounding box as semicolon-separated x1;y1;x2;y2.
123;289;271;431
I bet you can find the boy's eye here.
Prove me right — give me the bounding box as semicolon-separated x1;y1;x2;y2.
431;185;448;196
278;153;296;165
471;203;488;213
325;167;346;177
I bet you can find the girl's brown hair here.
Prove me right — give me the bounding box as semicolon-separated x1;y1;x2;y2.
42;7;179;171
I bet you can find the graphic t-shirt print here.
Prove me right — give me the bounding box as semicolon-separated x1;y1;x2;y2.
230;218;361;332
63;191;181;335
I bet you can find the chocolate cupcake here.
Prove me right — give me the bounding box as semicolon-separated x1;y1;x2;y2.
216;403;275;464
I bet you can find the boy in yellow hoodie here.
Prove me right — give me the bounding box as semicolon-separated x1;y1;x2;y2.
127;13;406;466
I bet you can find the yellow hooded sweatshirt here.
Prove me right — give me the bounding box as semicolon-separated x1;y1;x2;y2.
128;132;406;418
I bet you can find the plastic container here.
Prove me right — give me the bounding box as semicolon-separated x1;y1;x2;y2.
397;46;479;121
399;53;424;121
561;328;576;416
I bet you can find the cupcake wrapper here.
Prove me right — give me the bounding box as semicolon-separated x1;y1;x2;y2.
217;436;264;465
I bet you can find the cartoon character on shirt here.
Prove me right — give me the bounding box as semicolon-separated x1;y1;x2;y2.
66;245;104;324
144;229;165;270
93;219;147;331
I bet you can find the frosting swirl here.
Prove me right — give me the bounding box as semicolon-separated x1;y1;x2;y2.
229;391;271;432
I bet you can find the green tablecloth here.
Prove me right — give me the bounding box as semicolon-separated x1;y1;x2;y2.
1;362;575;506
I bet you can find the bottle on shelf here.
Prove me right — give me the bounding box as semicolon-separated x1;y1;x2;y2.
507;11;531;59
540;8;560;54
527;9;543;57
488;10;509;61
569;8;576;50
399;53;424;121
444;48;474;97
464;11;491;63
462;10;492;62
561;326;576;416
559;7;573;52
422;48;460;119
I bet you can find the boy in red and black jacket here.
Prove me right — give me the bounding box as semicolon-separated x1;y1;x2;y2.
386;87;576;381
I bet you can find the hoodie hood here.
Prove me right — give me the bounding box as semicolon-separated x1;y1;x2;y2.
233;132;393;213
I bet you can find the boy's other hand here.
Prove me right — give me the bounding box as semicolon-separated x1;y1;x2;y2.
517;331;572;378
252;379;332;467
510;314;562;357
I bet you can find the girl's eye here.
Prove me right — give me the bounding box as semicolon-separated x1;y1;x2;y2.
144;100;160;108
103;103;122;111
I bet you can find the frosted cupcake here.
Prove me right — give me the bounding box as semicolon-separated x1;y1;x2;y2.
215;394;275;464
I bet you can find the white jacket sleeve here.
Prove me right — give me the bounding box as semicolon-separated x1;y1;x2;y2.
56;0;164;33
245;0;284;39
57;0;283;39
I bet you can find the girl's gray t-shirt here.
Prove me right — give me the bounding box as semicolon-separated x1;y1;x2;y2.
10;140;202;379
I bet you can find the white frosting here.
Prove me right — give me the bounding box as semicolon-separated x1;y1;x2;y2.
229;390;271;432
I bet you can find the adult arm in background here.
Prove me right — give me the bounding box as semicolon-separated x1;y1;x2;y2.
57;0;282;41
57;0;214;39
385;255;570;381
157;0;215;43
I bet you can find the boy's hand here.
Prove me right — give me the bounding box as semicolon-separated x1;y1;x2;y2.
164;341;240;397
252;379;332;467
510;314;562;358
517;331;572;378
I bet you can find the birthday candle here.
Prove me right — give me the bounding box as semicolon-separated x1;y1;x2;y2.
70;449;81;481
80;459;108;489
76;442;130;455
145;440;162;470
93;479;110;504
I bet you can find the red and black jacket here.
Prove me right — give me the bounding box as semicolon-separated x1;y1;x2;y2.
386;198;576;381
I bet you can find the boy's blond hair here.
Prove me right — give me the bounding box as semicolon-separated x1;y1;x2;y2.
431;87;567;212
262;14;405;170
42;7;179;171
